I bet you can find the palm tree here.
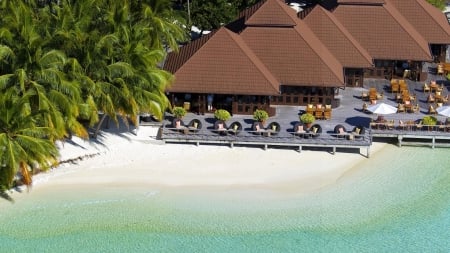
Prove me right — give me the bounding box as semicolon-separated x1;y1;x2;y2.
0;0;87;139
0;90;59;192
48;0;186;137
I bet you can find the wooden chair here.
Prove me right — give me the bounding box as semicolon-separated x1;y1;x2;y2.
397;103;405;113
314;109;323;120
398;120;406;130
427;94;435;103
415;120;423;131
361;91;369;101
412;104;420;113
362;103;368;113
391;80;399;93
387;120;395;130
306;104;315;115
423;83;430;93
428;105;437;115
324;105;332;120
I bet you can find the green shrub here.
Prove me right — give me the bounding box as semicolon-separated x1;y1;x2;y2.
214;109;231;121
253;109;269;122
173;106;186;118
422;115;437;126
300;113;315;124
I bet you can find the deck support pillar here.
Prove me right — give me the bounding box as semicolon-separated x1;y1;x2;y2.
230;142;234;148
366;147;370;158
264;144;267;150
332;146;336;155
298;145;302;153
398;135;403;147
432;137;435;149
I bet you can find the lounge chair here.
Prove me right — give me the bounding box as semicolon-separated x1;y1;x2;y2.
266;122;281;136
334;124;347;138
214;120;228;135
310;124;322;138
251;121;265;135
227;121;242;135
187;119;202;133
293;122;306;137
351;126;365;139
171;118;188;134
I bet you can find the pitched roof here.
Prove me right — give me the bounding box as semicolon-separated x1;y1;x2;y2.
167;28;280;95
245;0;298;27
333;3;432;61
241;25;344;87
388;0;450;44
338;0;385;4
164;32;214;73
304;6;373;68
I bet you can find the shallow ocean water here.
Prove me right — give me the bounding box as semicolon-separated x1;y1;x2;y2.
0;145;449;252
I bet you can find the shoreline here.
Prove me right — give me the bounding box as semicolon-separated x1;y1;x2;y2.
5;126;388;201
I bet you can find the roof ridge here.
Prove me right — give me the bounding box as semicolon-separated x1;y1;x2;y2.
293;20;345;84
223;29;280;93
245;0;298;27
414;0;450;37
315;5;373;66
383;0;432;60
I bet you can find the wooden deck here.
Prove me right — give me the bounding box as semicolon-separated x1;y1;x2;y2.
160;126;373;157
371;127;450;148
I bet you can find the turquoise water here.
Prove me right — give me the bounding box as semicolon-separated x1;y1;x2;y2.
0;145;449;252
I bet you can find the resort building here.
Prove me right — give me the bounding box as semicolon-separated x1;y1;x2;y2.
163;0;450;116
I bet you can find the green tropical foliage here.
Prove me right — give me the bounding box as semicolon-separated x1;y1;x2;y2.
253;109;269;122
0;0;187;194
427;0;446;10
300;113;315;124
214;109;231;121
0;91;59;191
173;106;187;118
422;115;438;126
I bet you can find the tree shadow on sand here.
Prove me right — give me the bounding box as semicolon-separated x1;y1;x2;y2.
1;191;14;203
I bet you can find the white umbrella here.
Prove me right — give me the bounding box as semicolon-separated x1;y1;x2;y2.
436;106;450;117
367;103;397;115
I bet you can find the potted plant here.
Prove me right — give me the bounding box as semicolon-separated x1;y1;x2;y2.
173;106;186;119
172;106;186;128
214;109;231;122
253;109;269;124
300;113;315;129
422;115;437;130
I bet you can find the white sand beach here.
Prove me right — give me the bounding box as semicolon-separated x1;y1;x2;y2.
7;126;387;200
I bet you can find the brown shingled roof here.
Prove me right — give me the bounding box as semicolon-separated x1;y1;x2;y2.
164;32;215;74
388;0;450;44
304;6;373;68
167;28;280;95
338;0;384;4
241;25;344;86
241;0;344;86
333;4;432;61
245;0;298;27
